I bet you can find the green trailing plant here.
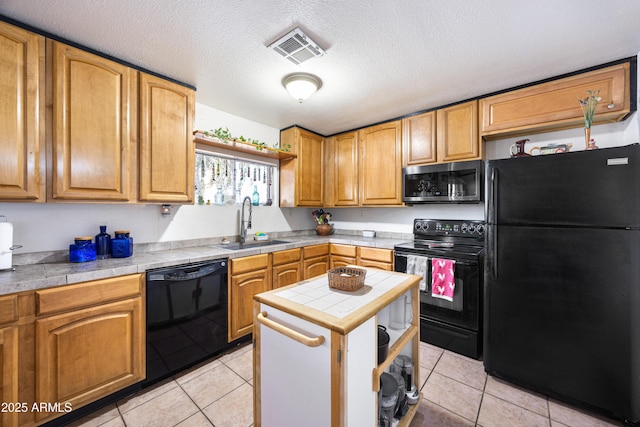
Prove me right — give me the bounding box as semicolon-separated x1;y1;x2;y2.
202;127;290;152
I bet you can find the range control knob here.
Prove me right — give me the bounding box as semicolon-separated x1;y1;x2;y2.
476;224;485;235
461;223;468;233
468;223;476;233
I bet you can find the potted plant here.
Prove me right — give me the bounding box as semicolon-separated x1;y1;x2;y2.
312;209;333;236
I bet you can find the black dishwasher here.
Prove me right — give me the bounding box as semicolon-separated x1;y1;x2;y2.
145;259;232;386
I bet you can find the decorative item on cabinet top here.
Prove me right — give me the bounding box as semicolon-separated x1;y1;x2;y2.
193;129;296;160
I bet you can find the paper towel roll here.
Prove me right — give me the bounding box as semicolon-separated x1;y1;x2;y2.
0;220;14;270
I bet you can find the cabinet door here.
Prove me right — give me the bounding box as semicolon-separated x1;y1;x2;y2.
50;41;135;201
480;62;631;139
0;326;19;427
139;73;195;203
303;256;329;280
332;131;359;206
436;100;480;163
280;127;324;207
359;121;402;206
402;111;437;166
0;22;45;202
229;268;270;341
330;256;356;269
35;297;144;421
272;262;302;289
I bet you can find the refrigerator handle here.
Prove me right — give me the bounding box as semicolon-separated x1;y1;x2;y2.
488;167;498;278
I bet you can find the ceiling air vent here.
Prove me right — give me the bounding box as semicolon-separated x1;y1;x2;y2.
268;28;325;65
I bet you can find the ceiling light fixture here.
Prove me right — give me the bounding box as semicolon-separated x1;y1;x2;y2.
282;73;322;103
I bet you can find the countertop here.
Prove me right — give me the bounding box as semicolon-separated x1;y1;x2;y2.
254;267;421;335
0;234;409;295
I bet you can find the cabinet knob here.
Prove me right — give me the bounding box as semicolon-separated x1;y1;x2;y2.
607;103;615;109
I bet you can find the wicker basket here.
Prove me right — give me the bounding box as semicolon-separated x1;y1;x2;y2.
327;267;366;292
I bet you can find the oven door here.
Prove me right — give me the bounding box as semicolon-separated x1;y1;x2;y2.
394;252;480;331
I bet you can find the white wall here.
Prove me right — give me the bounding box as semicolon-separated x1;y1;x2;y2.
2;59;638;254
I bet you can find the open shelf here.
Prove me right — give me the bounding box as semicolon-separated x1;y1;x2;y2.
193;131;297;161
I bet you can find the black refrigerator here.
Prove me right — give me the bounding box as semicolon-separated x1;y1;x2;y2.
484;144;640;424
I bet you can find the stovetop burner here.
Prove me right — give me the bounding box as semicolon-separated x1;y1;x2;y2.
394;219;485;259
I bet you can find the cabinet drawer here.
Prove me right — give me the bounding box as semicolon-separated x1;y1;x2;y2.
0;294;18;325
231;253;270;275
303;244;329;259
358;247;394;263
330;244;357;257
36;274;143;316
272;248;301;266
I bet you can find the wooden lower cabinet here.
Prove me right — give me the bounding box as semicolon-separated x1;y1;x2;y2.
358;247;394;271
35;298;144;422
272;249;302;289
32;273;144;424
0;326;19;427
229;254;271;341
303;244;330;279
330;243;357;269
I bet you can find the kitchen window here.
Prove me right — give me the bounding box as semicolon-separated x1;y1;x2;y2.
195;151;277;206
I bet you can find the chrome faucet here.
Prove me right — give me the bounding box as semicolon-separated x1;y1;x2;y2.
240;196;252;243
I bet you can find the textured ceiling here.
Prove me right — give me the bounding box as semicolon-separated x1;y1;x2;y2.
2;0;640;136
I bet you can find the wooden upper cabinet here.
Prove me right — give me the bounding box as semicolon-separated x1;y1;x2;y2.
480;62;631;139
358;120;402;206
139;73;195;203
0;22;45;202
436;100;480;163
402;111;437;166
50;41;136;201
280;127;324;207
325;131;359;207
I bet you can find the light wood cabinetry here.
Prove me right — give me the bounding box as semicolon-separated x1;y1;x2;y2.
229;254;271;341
402;111;437;166
480;62;631;139
329;243;357;268
358;120;403;206
49;40;136;202
0;22;46;202
436;100;481;163
358;246;394;271
280;127;324;207
0;295;19;427
302;244;330;279
139;73;195;203
34;274;144;423
325;131;359;207
402;101;481;166
272;248;302;289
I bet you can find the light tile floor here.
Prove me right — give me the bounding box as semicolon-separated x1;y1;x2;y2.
69;341;625;427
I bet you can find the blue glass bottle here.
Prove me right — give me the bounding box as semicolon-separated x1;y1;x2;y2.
252;185;259;206
111;230;133;258
69;237;96;263
95;225;111;259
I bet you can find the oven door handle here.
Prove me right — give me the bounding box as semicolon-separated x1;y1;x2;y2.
395;252;477;268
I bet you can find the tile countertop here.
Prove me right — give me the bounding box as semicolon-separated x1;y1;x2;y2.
255;267;420;335
0;234;409;296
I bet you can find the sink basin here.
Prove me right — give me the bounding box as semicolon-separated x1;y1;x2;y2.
217;240;290;250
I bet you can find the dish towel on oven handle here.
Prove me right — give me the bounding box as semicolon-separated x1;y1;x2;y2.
431;258;456;301
406;255;428;291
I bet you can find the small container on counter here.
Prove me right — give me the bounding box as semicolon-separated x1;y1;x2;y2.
111;230;133;258
69;237;96;263
95;225;111;259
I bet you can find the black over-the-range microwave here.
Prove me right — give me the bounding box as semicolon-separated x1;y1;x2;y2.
402;160;484;204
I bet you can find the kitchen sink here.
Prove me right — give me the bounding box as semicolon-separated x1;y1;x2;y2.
216;240;290;250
